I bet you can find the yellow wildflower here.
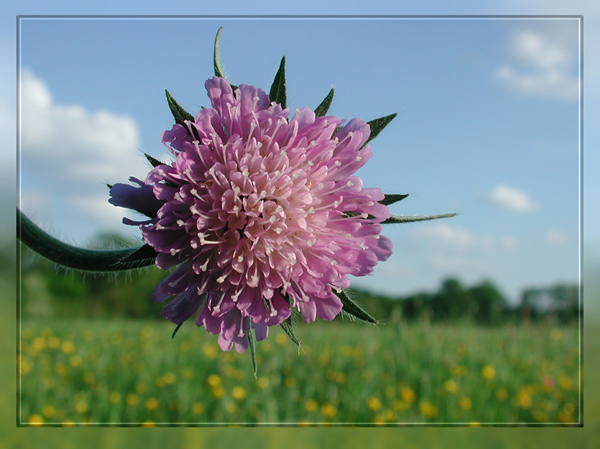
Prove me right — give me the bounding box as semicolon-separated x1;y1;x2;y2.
321;402;337;419
28;414;44;426
212;385;225;398
458;397;472;410
75;400;88;414
400;386;416;403
61;340;75;355
419;400;438;418
275;333;287;345
257;376;270;389
232;386;247;401
202;343;217;359
444;379;458;393
192;402;205;414
366;396;382;412
126;393;139;406
146;398;159;410
42;405;56;418
207;374;221;387
559;375;572;390
482;365;496;381
305;399;318;413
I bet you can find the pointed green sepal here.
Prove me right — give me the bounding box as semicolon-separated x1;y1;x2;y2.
248;325;258;378
172;323;183;339
380;194;409;206
382;213;457;224
165;89;195;126
364;113;397;146
280;317;301;347
119;243;158;264
334;289;378;324
106;183;113;190
269;56;287;109
213;27;226;79
144;153;163;168
314;87;335;117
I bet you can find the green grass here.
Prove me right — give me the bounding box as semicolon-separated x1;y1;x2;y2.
18;318;579;426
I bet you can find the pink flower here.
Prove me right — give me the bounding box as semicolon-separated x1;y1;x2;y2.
112;77;392;352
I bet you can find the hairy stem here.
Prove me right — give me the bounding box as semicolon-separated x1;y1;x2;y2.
17;209;155;272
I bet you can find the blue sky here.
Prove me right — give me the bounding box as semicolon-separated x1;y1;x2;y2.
16;17;581;303
3;2;595;308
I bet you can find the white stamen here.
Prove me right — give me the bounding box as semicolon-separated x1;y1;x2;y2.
334;160;342;167
232;288;243;302
237;255;244;263
217;275;226;283
317;183;324;190
177;219;185;227
237;314;245;338
213;292;226;313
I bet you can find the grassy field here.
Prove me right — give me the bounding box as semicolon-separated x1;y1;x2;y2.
18;318;580;426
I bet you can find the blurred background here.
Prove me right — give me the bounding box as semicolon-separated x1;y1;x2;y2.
3;1;600;448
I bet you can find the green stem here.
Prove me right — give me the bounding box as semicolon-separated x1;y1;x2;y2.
17;209;156;272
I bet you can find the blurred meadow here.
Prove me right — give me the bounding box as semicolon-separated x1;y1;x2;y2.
19;318;579;426
13;240;582;429
1;236;597;447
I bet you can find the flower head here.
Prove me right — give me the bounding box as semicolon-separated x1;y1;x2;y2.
110;76;392;352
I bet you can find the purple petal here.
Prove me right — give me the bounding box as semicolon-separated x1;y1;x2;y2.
109;177;164;218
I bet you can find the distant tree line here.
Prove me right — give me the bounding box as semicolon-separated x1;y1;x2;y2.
344;277;579;326
18;235;579;325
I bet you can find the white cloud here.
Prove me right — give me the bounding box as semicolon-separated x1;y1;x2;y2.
19;69;149;234
545;229;569;245
410;224;501;253
501;236;519;250
495;30;579;102
484;184;538;213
